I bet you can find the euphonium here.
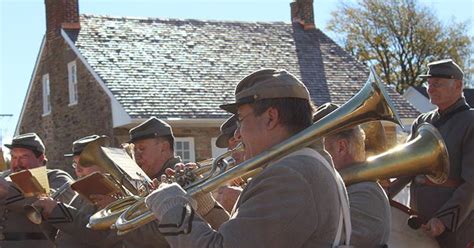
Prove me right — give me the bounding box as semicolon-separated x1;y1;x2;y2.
114;67;403;234
90;143;243;231
339;123;449;186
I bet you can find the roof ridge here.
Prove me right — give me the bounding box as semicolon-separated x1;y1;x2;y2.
80;14;289;25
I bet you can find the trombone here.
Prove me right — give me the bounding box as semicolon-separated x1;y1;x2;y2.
113;67;404;234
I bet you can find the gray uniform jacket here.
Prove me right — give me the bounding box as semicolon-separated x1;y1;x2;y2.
347;181;391;248
122;156;229;248
409;97;474;247
157;148;343;248
0;168;74;248
48;194;123;248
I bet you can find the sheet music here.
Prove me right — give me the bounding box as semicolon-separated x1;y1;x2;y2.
29;166;50;194
101;147;151;184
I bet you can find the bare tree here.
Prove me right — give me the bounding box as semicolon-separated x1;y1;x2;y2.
328;0;472;92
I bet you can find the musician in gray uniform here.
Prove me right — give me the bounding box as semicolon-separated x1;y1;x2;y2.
315;103;391;248
214;115;244;213
391;59;474;247
122;117;229;248
145;69;350;248
0;133;75;248
32;135;123;248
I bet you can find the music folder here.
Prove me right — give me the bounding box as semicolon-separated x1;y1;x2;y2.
9;166;50;197
70;171;121;203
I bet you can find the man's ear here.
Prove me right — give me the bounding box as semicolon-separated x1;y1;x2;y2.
337;139;349;155
266;107;280;130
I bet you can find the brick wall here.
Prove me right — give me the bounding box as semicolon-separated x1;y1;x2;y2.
19;36;114;176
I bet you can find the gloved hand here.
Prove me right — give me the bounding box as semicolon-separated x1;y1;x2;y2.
145;183;197;220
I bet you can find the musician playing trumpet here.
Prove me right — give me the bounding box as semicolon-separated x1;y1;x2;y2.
31;135;122;248
145;69;351;247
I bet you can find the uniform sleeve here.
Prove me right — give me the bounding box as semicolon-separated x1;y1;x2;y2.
348;183;390;247
121;220;170;247
48;197;124;247
436;121;474;231
2;181;35;208
48;170;76;205
159;163;319;248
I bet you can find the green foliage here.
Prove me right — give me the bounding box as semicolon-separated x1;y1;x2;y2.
327;0;473;92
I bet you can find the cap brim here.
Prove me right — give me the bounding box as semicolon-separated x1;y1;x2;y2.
4;144;13;149
219;103;238;114
418;74;431;79
215;133;233;148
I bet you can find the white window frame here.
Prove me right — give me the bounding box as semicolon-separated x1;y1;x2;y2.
67;60;78;106
42;74;51;116
174;137;195;163
211;137;227;158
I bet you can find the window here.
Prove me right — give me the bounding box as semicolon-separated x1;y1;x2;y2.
211;137;227;158
68;61;78;105
42;74;51;115
174;137;195;163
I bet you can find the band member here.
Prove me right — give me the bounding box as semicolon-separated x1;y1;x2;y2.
122;117;229;248
0;133;75;247
145;68;351;247
32;135;122;248
390;59;474;247
315;103;391;247
214;115;243;212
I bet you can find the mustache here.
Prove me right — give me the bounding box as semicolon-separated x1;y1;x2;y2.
13;166;28;172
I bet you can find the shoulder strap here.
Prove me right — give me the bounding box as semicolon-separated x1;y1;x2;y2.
285;148;352;247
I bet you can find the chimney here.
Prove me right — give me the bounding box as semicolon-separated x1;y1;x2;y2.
45;0;80;39
290;0;315;30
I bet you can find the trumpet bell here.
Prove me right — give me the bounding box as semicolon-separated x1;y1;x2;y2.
340;123;449;185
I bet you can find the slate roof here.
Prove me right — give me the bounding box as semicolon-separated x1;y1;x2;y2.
67;14;419;120
414;86;474;107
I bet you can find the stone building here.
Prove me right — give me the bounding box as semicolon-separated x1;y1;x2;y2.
16;0;418;175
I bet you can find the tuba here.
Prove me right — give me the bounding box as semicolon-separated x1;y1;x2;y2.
339;123;449;186
113;67;404;234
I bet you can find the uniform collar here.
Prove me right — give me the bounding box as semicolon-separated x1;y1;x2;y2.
437;97;469;116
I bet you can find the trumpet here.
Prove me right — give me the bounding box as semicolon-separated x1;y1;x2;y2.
113;67;403;234
24;180;73;224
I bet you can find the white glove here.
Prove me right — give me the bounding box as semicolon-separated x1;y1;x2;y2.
145;182;197;220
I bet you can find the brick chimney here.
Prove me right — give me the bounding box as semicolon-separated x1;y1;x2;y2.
45;0;80;40
290;0;315;30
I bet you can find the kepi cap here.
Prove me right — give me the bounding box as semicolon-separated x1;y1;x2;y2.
4;133;45;154
220;69;310;114
129;117;174;143
215;115;238;148
419;59;463;80
64;135;108;157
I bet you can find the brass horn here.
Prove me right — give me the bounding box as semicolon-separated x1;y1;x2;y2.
89;142;242;231
79;137;145;230
339;123;449;186
113;67;403;234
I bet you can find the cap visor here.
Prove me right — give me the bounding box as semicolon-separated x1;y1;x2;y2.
4;144;13;149
418;74;431;79
215;133;232;148
219;103;238;114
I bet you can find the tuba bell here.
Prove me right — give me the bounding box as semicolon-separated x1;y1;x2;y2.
339;123;449;186
113;67;404;234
